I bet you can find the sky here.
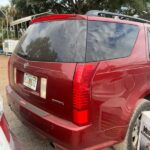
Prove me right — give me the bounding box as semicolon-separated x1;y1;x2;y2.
0;0;10;6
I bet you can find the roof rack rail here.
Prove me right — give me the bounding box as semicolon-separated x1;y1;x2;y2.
32;11;53;19
86;10;150;24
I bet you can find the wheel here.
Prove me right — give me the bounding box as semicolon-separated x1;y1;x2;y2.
114;99;150;150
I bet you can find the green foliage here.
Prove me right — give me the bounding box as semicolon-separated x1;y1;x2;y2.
9;0;150;17
11;0;33;18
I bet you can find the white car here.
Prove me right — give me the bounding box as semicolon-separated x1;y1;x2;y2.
2;40;18;56
0;95;21;150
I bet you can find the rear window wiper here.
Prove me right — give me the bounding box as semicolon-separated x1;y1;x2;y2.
18;52;28;58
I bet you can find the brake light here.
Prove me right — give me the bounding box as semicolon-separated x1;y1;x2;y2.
74;110;89;125
0;96;10;142
73;63;97;126
0;116;10;142
40;78;47;99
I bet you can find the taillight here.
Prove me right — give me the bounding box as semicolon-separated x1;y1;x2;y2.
0;96;10;142
40;78;47;99
0;115;10;142
73;63;97;126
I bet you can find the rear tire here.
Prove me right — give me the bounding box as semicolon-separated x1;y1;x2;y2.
114;99;150;150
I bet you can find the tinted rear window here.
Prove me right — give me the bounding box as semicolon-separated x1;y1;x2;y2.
86;21;139;61
15;20;139;62
14;20;87;62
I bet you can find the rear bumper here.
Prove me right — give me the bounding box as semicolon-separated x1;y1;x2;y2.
6;85;121;150
6;86;93;150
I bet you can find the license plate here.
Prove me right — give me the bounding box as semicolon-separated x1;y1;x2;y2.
23;73;38;91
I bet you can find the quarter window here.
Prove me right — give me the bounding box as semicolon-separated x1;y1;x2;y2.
86;21;139;62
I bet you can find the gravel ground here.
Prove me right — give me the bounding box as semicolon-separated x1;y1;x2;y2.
0;55;112;150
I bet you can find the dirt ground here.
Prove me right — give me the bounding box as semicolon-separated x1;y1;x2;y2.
0;55;51;150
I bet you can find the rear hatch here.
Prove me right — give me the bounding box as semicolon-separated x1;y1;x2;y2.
9;17;87;121
9;15;139;125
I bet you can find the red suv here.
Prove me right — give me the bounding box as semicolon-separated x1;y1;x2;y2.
6;10;150;150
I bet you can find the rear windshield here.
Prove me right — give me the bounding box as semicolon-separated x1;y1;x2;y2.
14;20;139;62
14;20;87;62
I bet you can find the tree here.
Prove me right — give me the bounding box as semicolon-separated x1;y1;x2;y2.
7;4;17;21
0;4;18;41
11;0;34;18
11;0;150;17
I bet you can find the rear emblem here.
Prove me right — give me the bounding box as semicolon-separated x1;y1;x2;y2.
24;63;29;68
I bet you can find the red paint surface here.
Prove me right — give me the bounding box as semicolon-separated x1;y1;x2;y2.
6;14;150;149
0;115;10;142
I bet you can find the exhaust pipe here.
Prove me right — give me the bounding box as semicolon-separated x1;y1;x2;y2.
50;141;56;149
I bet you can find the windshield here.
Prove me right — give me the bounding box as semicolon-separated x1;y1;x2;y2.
14;20;139;62
14;20;87;62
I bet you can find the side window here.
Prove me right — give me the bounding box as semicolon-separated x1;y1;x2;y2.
86;21;139;62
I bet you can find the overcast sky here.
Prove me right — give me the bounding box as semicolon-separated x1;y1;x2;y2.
0;0;10;6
